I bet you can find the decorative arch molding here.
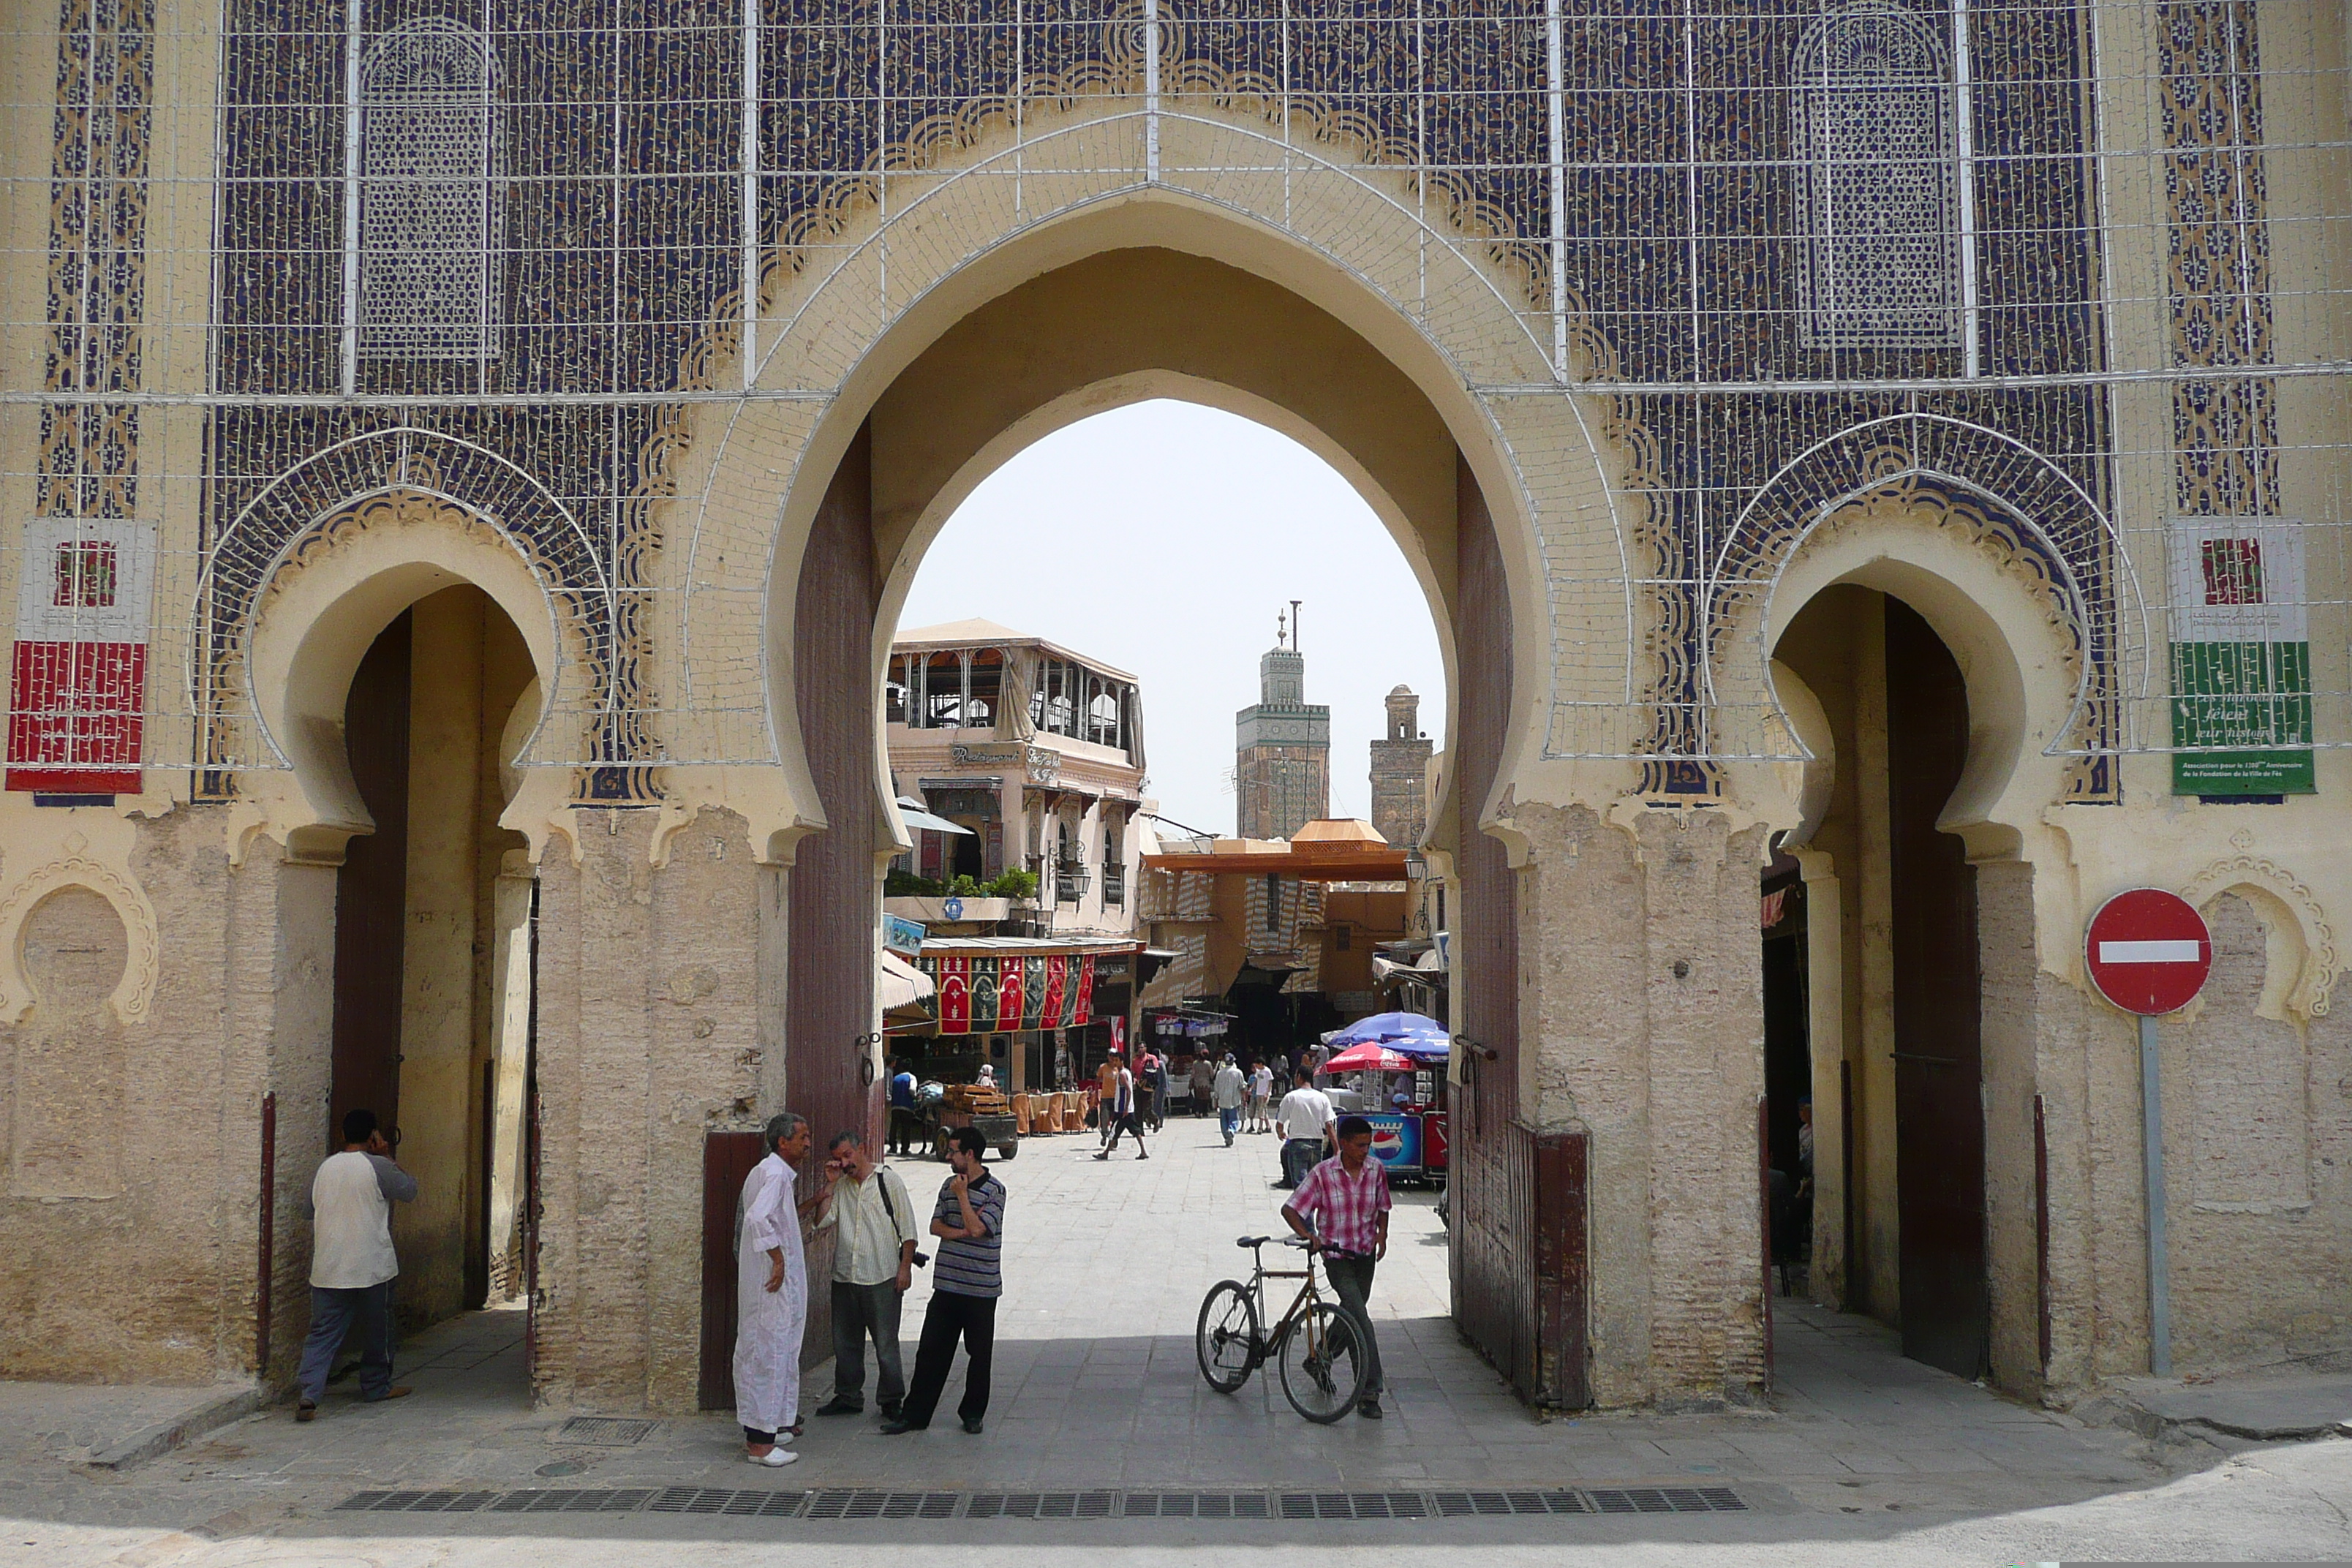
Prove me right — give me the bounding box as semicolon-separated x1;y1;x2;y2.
2182;855;2340;1022
654;102;1613;824
232;483;584;863
0;848;159;1026
1700;411;2141;802
194;428;614;782
1719;485;2088;851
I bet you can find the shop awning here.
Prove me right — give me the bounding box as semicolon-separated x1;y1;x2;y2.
897;796;974;836
878;949;936;1013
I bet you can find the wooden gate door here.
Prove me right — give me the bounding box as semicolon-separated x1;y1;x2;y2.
330;611;412;1150
698;1131;767;1409
1884;598;1989;1379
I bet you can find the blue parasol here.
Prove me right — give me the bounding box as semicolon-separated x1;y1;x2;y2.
1324;1011;1450;1059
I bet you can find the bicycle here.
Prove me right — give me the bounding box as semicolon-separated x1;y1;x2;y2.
1194;1234;1369;1422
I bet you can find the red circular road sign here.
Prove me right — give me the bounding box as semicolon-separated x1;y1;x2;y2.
2085;889;2213;1016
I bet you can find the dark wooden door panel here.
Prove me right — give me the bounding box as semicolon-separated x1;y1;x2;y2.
698;1131;768;1409
331;611;412;1153
1884;598;1988;1380
785;425;885;1364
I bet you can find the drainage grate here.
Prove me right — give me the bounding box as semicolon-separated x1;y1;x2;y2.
554;1417;659;1447
1278;1492;1433;1520
341;1484;1746;1521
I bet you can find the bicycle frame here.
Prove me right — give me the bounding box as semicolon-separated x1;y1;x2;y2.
1241;1239;1327;1360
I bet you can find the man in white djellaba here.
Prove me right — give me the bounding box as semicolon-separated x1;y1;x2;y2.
736;1111;813;1465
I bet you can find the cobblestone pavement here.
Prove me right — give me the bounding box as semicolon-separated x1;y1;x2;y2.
3;1117;2347;1565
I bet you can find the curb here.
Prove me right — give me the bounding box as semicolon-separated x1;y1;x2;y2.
83;1384;265;1472
2078;1390;2352;1446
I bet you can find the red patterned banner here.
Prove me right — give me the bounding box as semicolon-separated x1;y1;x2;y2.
917;951;1101;1034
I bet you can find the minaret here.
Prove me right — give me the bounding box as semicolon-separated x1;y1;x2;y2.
1234;607;1330;838
1368;685;1433;848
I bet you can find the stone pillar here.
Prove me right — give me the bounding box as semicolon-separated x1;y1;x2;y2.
222;829;340;1388
532;805;765;1412
1975;856;2044;1395
1517;801;1770;1404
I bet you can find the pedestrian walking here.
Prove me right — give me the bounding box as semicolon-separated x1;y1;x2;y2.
1093;1050;1149;1160
1213;1054;1248;1146
735;1112;813;1466
1248;1059;1275;1134
888;1060;920;1156
1273;1077;1335;1189
1190;1053;1215;1117
881;1127;1004;1435
1096;1054;1121;1146
295;1109;417;1422
811;1128;919;1423
1280;1115;1392;1420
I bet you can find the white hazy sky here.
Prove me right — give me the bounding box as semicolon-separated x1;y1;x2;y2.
896;400;1448;837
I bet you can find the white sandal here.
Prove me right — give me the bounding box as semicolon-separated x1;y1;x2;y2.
746;1447;799;1466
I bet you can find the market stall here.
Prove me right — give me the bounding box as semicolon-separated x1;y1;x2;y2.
1316;1014;1451;1186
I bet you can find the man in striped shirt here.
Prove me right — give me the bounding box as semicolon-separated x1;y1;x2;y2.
1281;1114;1392;1420
881;1126;1005;1436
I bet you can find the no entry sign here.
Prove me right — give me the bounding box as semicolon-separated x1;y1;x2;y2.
2084;889;2213;1016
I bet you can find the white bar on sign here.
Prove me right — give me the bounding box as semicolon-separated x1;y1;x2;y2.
2099;940;2201;965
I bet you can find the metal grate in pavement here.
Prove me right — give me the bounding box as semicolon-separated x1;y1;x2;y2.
339;1483;1747;1520
554;1417;660;1447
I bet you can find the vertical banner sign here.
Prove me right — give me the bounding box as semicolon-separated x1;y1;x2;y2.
995;955;1024;1030
8;519;156;794
968;957;1000;1032
2169;519;2313;795
937;957;970;1033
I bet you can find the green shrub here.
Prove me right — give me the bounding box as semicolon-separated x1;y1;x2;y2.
885;867;943;897
986;869;1040;900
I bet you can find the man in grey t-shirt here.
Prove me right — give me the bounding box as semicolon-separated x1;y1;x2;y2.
296;1108;418;1422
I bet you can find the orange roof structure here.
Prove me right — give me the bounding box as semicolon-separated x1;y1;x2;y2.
1142;818;1408;881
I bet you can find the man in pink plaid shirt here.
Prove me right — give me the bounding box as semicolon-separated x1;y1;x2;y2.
1280;1114;1392;1419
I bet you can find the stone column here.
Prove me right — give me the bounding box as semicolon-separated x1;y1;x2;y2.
531;804;766;1412
1516;800;1771;1404
221;828;340;1388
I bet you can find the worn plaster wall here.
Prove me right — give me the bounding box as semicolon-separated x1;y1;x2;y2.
2163;894;2352;1368
1515;801;1769;1403
531;807;765;1412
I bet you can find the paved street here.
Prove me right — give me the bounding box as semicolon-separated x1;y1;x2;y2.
3;1116;2347;1565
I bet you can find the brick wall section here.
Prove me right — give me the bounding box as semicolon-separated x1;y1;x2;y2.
1635;809;1770;1398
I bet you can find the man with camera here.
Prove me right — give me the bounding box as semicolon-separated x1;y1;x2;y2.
811;1128;920;1423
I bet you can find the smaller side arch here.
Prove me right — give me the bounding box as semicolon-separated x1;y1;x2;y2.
1722;485;2086;851
238;487;573;862
0;856;157;1026
2182;856;2340;1021
193;428;611;779
1701;412;2141;804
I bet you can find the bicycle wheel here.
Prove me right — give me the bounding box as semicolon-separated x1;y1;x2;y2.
1275;1302;1368;1423
1196;1281;1259;1393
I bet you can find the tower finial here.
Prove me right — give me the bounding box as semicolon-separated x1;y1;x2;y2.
1276;606;1287;648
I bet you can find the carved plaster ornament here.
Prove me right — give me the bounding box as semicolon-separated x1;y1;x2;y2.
2180;855;2339;1021
0;853;160;1025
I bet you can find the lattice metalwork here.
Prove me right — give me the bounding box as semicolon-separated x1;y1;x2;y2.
1793;2;1962;349
5;0;2352;800
355;18;501;364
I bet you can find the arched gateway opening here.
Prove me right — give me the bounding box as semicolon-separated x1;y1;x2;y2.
706;229;1553;1406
